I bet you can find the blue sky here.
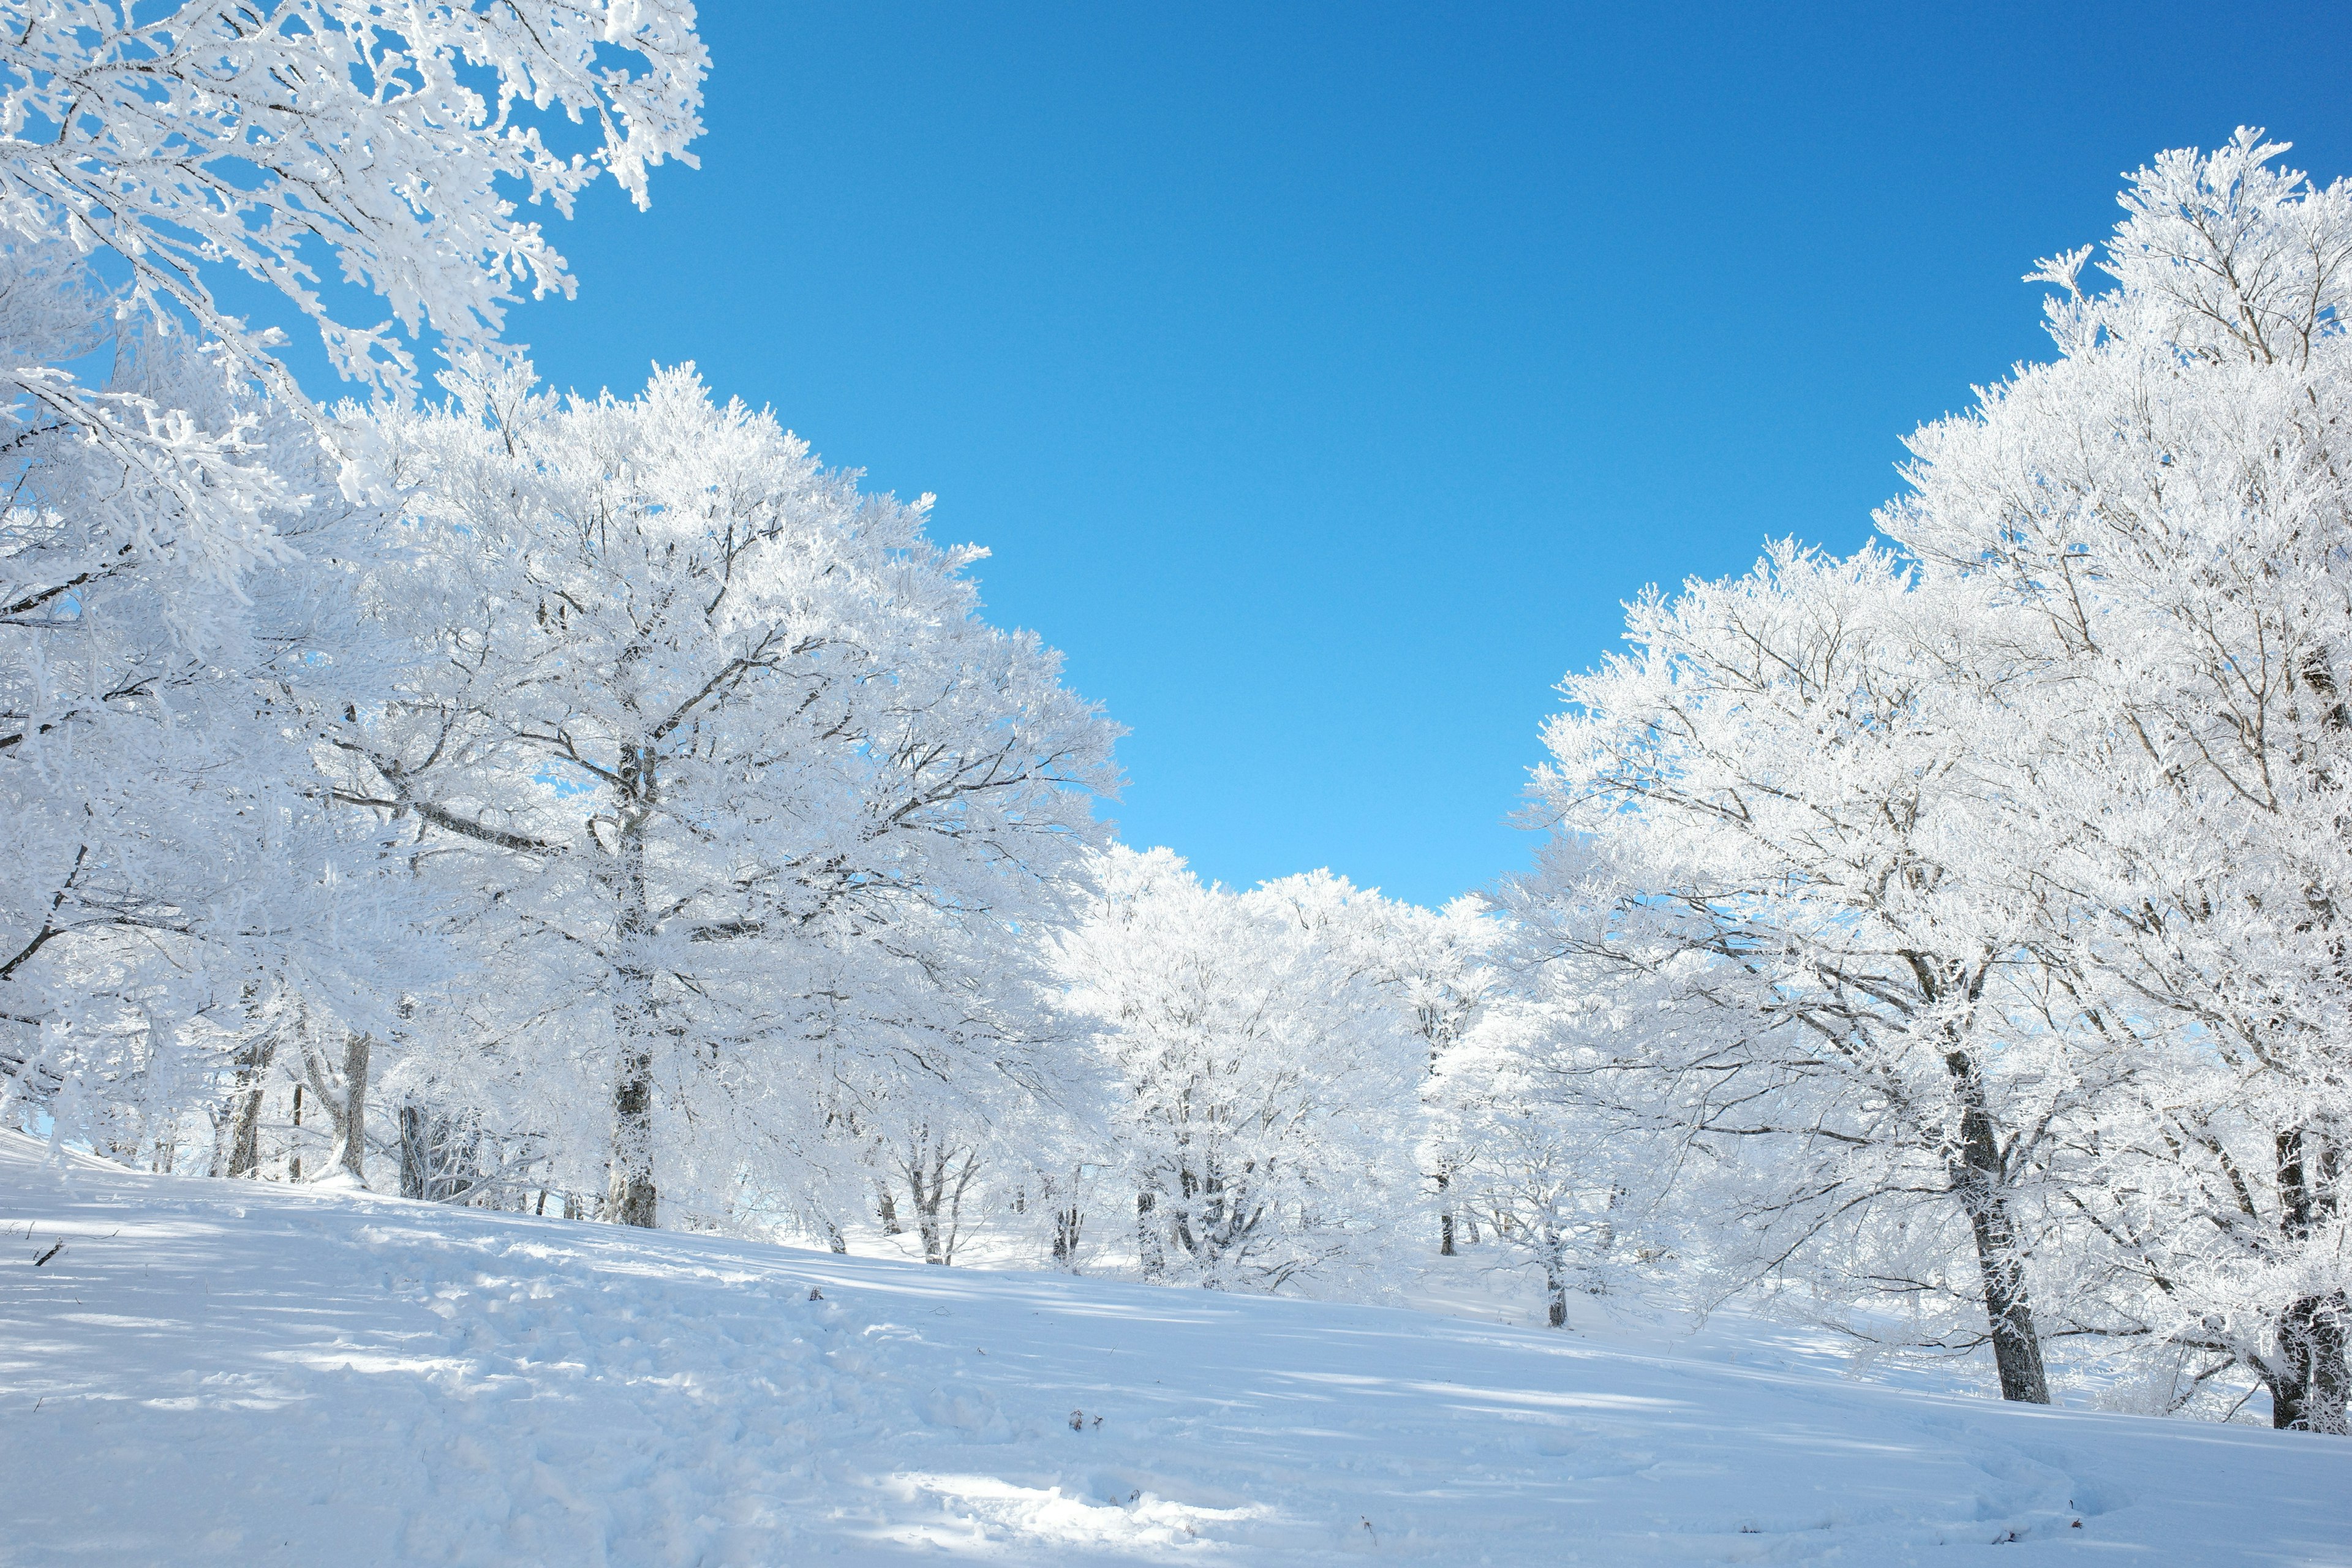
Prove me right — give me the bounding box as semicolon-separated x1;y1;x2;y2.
314;4;2352;907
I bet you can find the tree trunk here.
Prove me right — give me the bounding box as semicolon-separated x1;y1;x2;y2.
1438;1170;1456;1256
901;1137;978;1265
605;1043;658;1228
1946;1049;2050;1404
2272;1296;2350;1432
1593;1183;1623;1271
1136;1189;1164;1278
908;1149;946;1265
298;1030;374;1185
398;1103;429;1199
604;746;661;1229
939;1147;979;1265
2271;1128;2349;1433
226;1038;274;1178
1962;1191;2049;1404
337;1033;369;1181
2275;665;2348;1431
1542;1221;1569;1328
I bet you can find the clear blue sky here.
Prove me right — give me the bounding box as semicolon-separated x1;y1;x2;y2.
322;4;2352;907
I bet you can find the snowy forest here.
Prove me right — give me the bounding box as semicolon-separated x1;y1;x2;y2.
5;2;2350;1446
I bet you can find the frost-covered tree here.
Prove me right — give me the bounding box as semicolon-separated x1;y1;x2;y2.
1509;130;2352;1432
1513;545;2111;1403
1060;848;1421;1291
1375;897;1500;1256
330;364;1117;1227
0;0;704;1161
1257;872;1501;1256
1422;997;1610;1327
1882;130;2352;1431
0;283;411;1163
770;1012;1107;1267
0;0;704;404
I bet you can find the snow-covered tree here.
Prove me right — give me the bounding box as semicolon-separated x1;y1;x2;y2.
1060;847;1421;1292
0;0;705;1166
1;1;704;404
1506;130;2352;1431
1512;544;2112;1403
1374;897;1501;1257
1420;998;1605;1327
1880;129;2352;1431
330;364;1117;1228
0;305;410;1165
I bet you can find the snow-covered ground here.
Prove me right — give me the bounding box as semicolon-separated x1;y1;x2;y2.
3;1133;2343;1566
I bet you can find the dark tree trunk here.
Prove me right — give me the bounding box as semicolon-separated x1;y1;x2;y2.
1052;1205;1084;1269
2272;665;2349;1432
1964;1193;2050;1404
605;1044;658;1228
1136;1189;1164;1278
337;1033;369;1181
398;1104;429;1199
2272;1297;2350;1432
908;1150;946;1265
226;1039;274;1179
2271;1129;2348;1433
1946;1048;2050;1404
604;747;661;1230
900;1137;978;1265
1543;1222;1569;1328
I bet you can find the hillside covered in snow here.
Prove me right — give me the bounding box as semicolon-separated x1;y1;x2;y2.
2;1133;2342;1566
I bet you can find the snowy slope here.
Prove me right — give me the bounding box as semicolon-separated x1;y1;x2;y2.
2;1134;2343;1567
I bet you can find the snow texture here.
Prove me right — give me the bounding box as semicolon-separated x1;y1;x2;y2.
2;1132;2342;1566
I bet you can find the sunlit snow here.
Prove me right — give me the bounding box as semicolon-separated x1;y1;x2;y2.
2;1133;2339;1565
